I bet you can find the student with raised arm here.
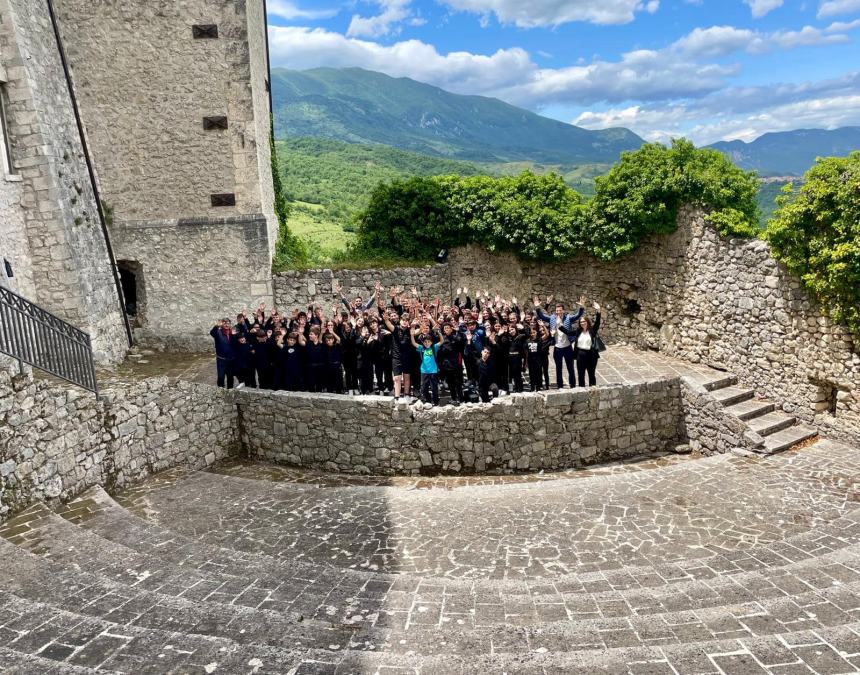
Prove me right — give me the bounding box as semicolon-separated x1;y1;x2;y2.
410;321;443;406
336;280;380;315
384;308;414;401
533;294;585;388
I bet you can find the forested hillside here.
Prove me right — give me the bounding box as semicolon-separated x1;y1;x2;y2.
272;67;643;164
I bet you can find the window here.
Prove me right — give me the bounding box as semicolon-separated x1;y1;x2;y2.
0;83;15;175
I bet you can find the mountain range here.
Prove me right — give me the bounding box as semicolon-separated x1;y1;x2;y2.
272;67;643;165
708;127;860;176
273;67;860;177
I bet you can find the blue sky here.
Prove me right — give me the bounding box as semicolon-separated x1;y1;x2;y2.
266;0;860;144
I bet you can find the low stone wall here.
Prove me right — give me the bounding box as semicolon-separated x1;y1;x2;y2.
0;363;238;520
237;379;684;475
273;264;451;312
680;377;764;456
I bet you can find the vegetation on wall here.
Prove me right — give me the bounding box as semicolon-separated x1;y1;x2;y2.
766;152;860;341
352;140;761;263
270;130;308;272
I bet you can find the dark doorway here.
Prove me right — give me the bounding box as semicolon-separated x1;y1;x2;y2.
117;260;144;323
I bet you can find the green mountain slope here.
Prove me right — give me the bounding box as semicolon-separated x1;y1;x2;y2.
708;127;860;176
272;67;643;164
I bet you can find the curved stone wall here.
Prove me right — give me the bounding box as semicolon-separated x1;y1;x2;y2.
237;379;685;475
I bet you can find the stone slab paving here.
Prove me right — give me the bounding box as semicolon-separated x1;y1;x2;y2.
113;440;859;580
2;434;860;671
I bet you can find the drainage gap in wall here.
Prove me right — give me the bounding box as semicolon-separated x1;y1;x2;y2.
810;377;840;416
622;298;642;316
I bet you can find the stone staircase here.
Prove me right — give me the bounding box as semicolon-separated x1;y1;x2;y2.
1;439;859;673
705;377;819;454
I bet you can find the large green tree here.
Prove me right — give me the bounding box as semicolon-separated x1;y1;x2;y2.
767;152;860;341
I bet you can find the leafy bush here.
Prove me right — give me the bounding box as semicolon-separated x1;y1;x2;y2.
350;139;761;264
270;129;308;272
766;152;860;341
588;139;759;259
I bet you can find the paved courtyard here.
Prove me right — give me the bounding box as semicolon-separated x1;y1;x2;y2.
1;346;856;673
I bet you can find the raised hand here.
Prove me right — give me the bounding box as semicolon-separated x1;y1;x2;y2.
456;287;462;296
579;295;587;307
463;287;469;295
512;296;518;306
335;283;343;295
593;301;601;312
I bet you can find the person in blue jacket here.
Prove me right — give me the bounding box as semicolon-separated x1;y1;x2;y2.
209;318;235;388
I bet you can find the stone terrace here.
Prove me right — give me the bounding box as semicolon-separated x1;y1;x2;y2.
0;438;859;673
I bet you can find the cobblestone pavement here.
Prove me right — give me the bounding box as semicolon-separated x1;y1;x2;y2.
1;436;860;673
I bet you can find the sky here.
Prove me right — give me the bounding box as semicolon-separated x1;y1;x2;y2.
265;0;860;145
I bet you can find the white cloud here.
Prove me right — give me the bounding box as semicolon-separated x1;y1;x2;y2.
743;0;783;18
818;0;860;17
574;73;860;144
267;0;337;20
437;0;660;27
268;26;535;93
671;23;857;58
347;0;412;38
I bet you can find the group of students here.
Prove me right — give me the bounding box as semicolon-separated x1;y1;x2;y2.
209;283;604;405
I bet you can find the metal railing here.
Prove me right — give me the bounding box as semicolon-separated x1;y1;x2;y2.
0;285;98;395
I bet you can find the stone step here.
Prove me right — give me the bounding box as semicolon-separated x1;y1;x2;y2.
724;397;776;421
747;410;797;437
0;647;116;674
3;581;860;675
4;529;860;668
710;385;755;406
696;372;738;392
47;480;860;620
29;492;860;638
763;425;819;454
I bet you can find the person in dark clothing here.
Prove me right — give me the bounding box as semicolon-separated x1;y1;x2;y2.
304;326;326;392
233;332;256;388
337;315;359;394
568;302;602;387
507;323;527;393
252;331;274;389
384;313;414;400
526;327;543;392
477;347;497;403
493;324;511;392
323;332;344;393
538;324;553;390
438;322;465;403
463;318;484;385
356;325;380;395
210;319;236;389
275;332;305;391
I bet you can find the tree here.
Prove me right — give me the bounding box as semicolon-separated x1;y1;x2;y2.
767;152;860;341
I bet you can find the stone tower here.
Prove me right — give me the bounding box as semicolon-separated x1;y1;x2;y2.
0;0;129;364
51;0;277;350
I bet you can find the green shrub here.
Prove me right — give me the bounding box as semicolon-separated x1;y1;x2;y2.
270;127;308;272
588;139;760;259
766;152;860;342
351;139;760;265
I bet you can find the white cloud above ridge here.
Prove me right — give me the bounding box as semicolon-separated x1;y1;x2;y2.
267;0;336;21
347;0;412;38
818;0;860;18
437;0;659;27
573;72;860;144
743;0;784;18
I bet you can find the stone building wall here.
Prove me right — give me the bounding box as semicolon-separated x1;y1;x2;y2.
0;0;128;363
273;265;451;312
0;362;237;520
447;209;860;445
237;380;684;475
51;0;275;347
110;215;273;352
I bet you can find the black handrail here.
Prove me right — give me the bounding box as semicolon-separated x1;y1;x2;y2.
0;285;98;395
